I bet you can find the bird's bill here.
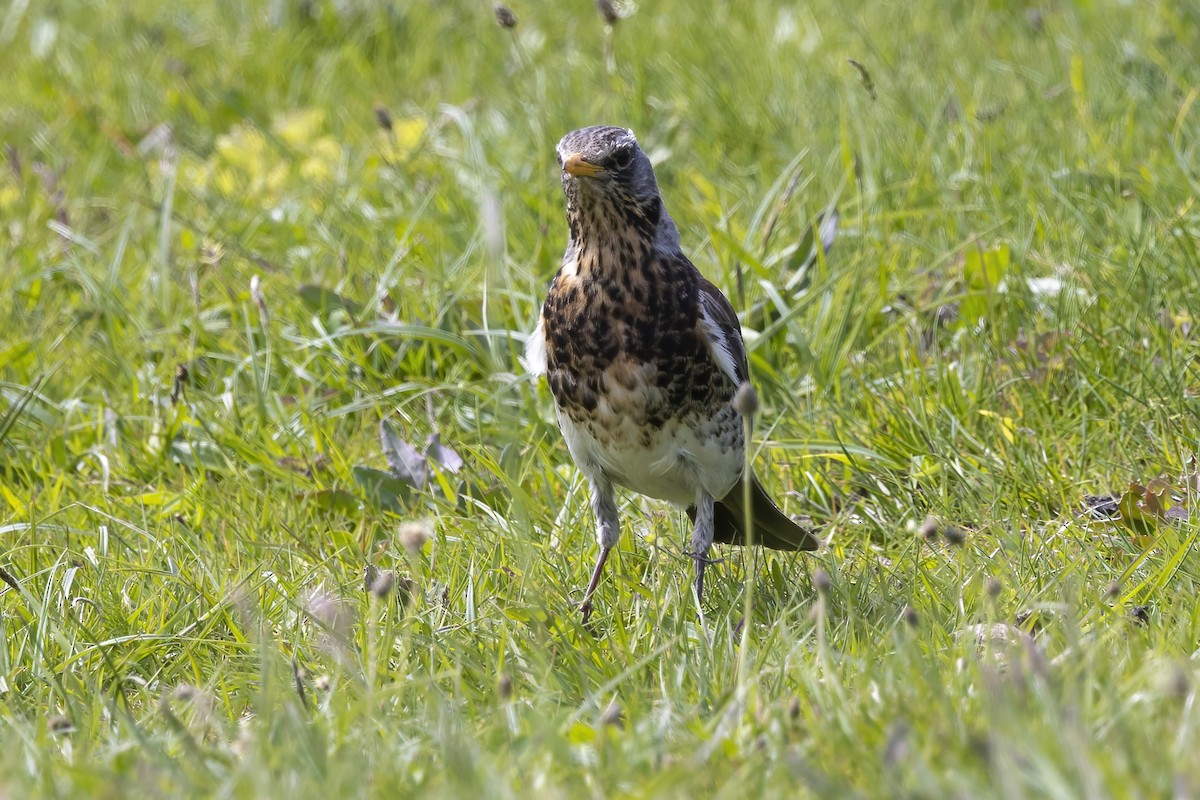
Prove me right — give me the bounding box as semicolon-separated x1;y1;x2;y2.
562;153;605;178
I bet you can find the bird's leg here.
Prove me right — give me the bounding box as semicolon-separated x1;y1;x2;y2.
580;477;619;624
689;491;716;605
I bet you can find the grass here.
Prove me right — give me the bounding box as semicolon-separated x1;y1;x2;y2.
2;0;1200;795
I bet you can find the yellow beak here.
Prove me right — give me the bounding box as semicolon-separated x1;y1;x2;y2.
563;153;605;178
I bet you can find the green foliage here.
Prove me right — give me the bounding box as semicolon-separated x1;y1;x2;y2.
2;0;1200;795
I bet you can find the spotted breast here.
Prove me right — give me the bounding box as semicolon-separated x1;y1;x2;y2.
539;248;743;505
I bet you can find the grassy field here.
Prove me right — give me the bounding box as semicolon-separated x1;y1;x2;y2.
2;0;1200;795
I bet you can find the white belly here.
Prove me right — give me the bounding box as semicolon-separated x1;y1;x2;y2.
556;405;743;505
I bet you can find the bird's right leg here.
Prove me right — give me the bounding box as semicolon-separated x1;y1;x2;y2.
580;476;619;624
689;491;716;605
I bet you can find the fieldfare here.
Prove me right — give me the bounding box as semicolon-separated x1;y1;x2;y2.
526;125;818;621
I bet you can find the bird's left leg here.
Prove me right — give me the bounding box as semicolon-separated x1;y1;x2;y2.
580;476;620;624
689;491;716;604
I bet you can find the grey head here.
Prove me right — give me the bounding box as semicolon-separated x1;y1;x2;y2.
556;125;680;251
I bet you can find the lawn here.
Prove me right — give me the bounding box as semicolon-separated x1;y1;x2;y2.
2;0;1200;796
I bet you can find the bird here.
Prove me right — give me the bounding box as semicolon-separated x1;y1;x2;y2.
525;125;819;622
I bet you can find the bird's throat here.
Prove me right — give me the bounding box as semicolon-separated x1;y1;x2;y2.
570;234;652;280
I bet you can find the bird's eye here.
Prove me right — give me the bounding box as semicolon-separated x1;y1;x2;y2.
611;146;635;169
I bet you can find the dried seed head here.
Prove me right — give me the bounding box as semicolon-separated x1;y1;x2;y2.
493;4;517;28
170;363;189;406
172;684;199;702
812;568;831;595
732;382;759;418
595;0;620;25
985;577;1002;599
373;103;393;131
918;514;939;541
498;674;513;700
902;605;919;628
600;699;624;728
847;58;877;101
302;588;355;643
370;570;395;600
398;519;433;553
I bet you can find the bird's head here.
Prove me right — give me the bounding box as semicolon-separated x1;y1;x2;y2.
556;126;676;248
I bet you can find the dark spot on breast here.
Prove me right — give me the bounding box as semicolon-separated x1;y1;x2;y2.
578;382;598;411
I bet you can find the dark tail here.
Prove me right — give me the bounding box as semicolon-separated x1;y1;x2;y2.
688;473;819;551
